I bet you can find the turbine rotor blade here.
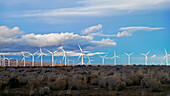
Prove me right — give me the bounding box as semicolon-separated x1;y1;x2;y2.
37;54;41;59
62;56;65;61
99;55;103;58
40;47;42;53
165;49;167;55
130;52;134;55
21;57;24;61
33;51;39;55
47;50;53;54
78;54;82;60
146;51;150;55
78;44;83;52
141;53;145;55
124;52;128;56
163;55;166;59
53;49;59;54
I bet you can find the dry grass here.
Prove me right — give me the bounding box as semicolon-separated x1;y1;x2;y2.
0;66;169;95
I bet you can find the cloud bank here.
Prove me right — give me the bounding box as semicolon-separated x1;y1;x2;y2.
0;26;116;52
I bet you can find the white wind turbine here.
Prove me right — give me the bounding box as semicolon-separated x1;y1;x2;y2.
37;47;46;66
87;56;94;65
60;60;62;66
163;49;169;65
141;51;150;65
28;51;38;66
2;55;6;66
47;49;58;66
60;46;67;66
16;59;18;66
99;55;107;65
21;52;26;67
78;44;88;65
7;57;13;66
67;59;74;65
0;55;1;66
124;52;134;65
112;51;119;65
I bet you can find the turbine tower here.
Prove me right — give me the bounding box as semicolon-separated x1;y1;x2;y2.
37;48;46;66
124;52;134;65
16;59;18;66
21;52;26;67
28;51;38;66
78;44;88;65
163;49;169;65
141;51;150;65
2;55;6;66
0;55;1;66
47;50;58;66
60;46;67;66
112;51;119;65
99;55;107;65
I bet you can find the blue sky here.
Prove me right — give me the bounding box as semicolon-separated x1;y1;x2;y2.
0;0;170;64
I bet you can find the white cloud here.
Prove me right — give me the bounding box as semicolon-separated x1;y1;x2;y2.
117;26;164;37
89;32;116;37
8;0;170;18
82;24;102;34
88;38;116;50
151;55;156;58
0;52;24;56
86;52;105;56
119;26;164;31
116;31;132;37
0;26;23;37
20;32;93;47
0;26;116;51
0;26;23;44
88;26;163;38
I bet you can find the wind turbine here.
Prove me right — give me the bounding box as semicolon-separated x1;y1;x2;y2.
87;56;94;65
124;52;134;65
67;59;74;65
0;55;1;66
28;51;38;66
21;52;26;67
47;49;58;66
60;46;67;66
37;48;46;66
78;44;88;65
112;51;119;65
60;60;62;66
7;57;13;66
54;59;58;66
99;55;107;65
16;59;18;66
2;55;6;66
163;49;169;65
141;51;150;65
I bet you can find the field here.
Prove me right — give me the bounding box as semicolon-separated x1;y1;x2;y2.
0;63;170;96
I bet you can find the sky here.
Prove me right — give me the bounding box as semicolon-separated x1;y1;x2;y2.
0;0;170;65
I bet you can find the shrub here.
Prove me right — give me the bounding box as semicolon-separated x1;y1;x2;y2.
8;77;20;88
0;81;7;90
141;77;162;92
38;86;50;95
49;77;69;90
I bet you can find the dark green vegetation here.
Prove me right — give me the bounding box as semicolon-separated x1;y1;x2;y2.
0;66;170;96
